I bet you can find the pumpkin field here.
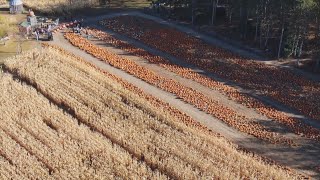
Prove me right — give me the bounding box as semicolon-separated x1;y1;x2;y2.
100;16;320;123
0;46;304;179
85;28;320;143
1;9;320;178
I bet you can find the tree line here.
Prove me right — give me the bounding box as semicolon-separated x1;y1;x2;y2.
149;0;320;63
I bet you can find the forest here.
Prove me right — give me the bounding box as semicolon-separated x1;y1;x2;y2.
149;0;320;67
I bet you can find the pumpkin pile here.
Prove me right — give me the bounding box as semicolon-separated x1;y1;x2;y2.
64;33;294;145
100;16;320;122
86;28;320;142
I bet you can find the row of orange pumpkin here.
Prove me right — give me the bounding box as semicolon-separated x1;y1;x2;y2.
64;32;293;145
101;16;320;122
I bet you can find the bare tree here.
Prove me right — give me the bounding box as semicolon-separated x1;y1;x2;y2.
211;0;218;25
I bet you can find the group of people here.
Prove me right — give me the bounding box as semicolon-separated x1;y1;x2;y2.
71;19;91;39
25;9;55;41
33;24;54;41
30;17;88;41
72;19;84;34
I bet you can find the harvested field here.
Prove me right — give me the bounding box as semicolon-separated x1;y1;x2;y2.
100;16;320;122
0;47;302;179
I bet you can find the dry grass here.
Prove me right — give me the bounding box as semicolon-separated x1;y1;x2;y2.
0;47;302;179
23;0;99;14
0;74;163;179
22;0;150;14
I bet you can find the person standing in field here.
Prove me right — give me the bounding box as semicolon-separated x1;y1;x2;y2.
35;29;39;41
79;19;84;29
47;24;52;32
85;29;90;40
26;25;31;37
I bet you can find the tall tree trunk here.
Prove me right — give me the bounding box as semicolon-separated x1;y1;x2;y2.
228;10;233;23
192;0;196;25
254;6;259;42
278;24;284;59
169;2;172;18
211;0;217;25
294;39;298;57
239;0;248;40
316;17;320;39
295;28;302;56
298;27;306;58
291;34;299;54
277;0;284;59
298;39;304;57
255;19;259;42
244;10;249;39
240;6;243;38
259;23;263;48
264;23;270;48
